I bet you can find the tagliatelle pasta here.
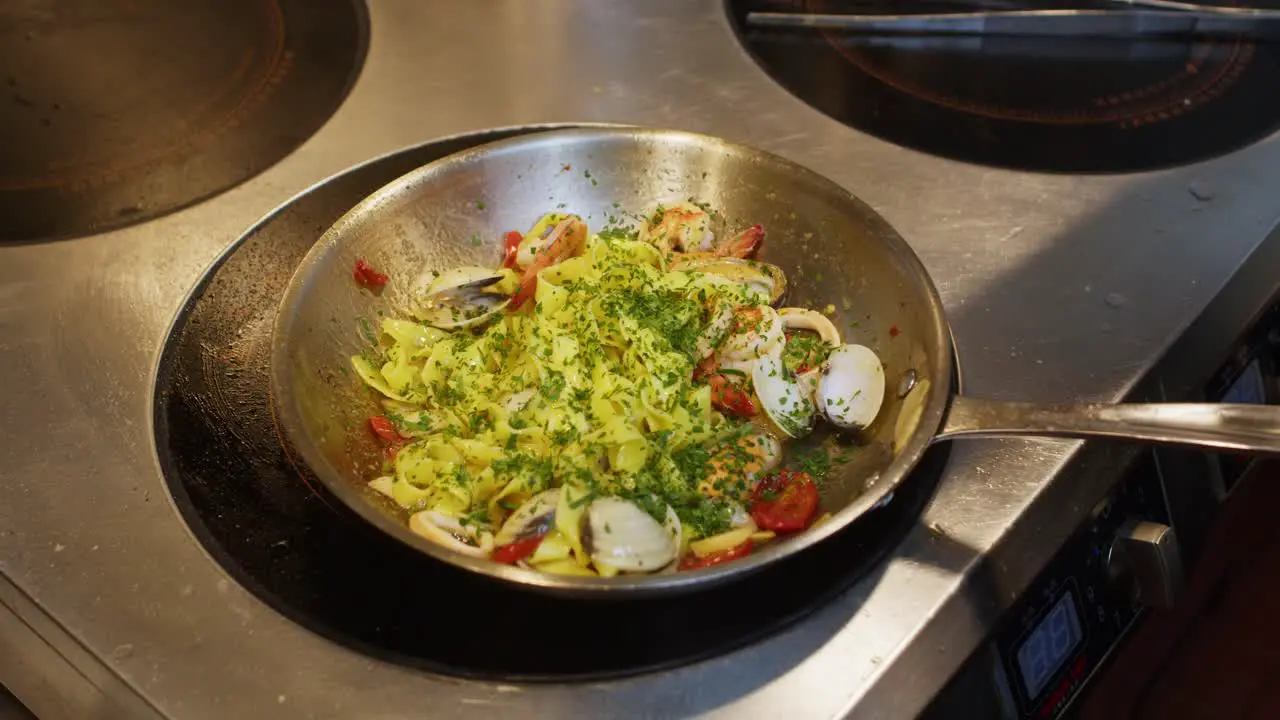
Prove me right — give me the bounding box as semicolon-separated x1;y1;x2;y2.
348;202;885;576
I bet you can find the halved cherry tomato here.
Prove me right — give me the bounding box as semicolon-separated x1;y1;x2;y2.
509;218;588;310
750;470;819;532
502;230;523;270
679;540;753;570
707;373;757;417
716;224;764;259
353;259;389;289
367;415;403;443
492;534;546;565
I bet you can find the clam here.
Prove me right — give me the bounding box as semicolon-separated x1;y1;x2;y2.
752;350;815;438
409;510;494;558
494;489;559;546
586;498;681;573
671;256;787;305
412;265;509;329
816;344;885;430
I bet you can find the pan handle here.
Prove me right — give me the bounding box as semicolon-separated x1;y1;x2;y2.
937;396;1280;455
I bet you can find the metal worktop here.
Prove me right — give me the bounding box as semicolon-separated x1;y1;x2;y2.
3;1;1279;718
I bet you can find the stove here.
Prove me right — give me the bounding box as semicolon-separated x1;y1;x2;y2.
0;0;365;242
730;0;1280;172
4;1;1280;718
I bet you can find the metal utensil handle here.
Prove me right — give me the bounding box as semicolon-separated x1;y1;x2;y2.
743;9;1280;40
939;396;1280;454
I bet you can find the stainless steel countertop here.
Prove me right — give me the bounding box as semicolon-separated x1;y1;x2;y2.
3;1;1280;718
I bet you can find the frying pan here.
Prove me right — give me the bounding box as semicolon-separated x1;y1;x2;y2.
270;126;1280;596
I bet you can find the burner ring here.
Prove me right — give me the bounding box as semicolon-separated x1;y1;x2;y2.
0;0;368;242
730;0;1280;172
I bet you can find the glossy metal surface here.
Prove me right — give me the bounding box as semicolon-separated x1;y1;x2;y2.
270;126;952;594
1106;519;1185;608
940;396;1280;453
4;0;1280;718
744;9;1280;40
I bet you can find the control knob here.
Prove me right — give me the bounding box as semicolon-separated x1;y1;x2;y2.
1105;519;1184;608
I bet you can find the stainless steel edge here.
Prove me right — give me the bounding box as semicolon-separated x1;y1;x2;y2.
3;1;1280;718
937;396;1280;453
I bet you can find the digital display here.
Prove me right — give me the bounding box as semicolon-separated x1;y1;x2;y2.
1218;358;1267;488
1016;591;1082;699
1222;358;1266;406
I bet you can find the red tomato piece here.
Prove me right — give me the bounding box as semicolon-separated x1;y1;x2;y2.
707;373;757;417
750;470;819;532
509;218;587;310
367;415;403;443
492;534;546;565
353;259;389;289
679;540;753;570
502;230;523;270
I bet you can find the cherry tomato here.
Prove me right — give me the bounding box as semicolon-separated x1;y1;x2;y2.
492;534;546;565
708;373;757;417
509;218;587;309
750;470;819;532
502;230;523;270
679;540;753;570
353;259;389;289
368;415;404;442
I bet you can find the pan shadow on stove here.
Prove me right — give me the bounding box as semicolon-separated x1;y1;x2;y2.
151;125;986;694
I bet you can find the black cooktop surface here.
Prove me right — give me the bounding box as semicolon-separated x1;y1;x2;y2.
729;0;1280;173
0;0;366;242
151;126;949;681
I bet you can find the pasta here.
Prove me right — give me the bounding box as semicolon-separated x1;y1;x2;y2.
349;202;886;576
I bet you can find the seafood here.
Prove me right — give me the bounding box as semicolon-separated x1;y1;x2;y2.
494;489;559;546
672;256;787;305
409;510;495;558
586;498;682;573
778;307;840;346
816;344;886;430
720;305;784;362
412;266;509;329
509;216;589;309
698;430;783;498
639;201;716;254
753;351;816;438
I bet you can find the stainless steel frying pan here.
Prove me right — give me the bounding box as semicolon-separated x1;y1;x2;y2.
270;126;1280;596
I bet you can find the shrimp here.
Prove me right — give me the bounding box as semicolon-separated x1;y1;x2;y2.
697;430;782;499
509;216;588;309
639;201;765;259
640;201;716;254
